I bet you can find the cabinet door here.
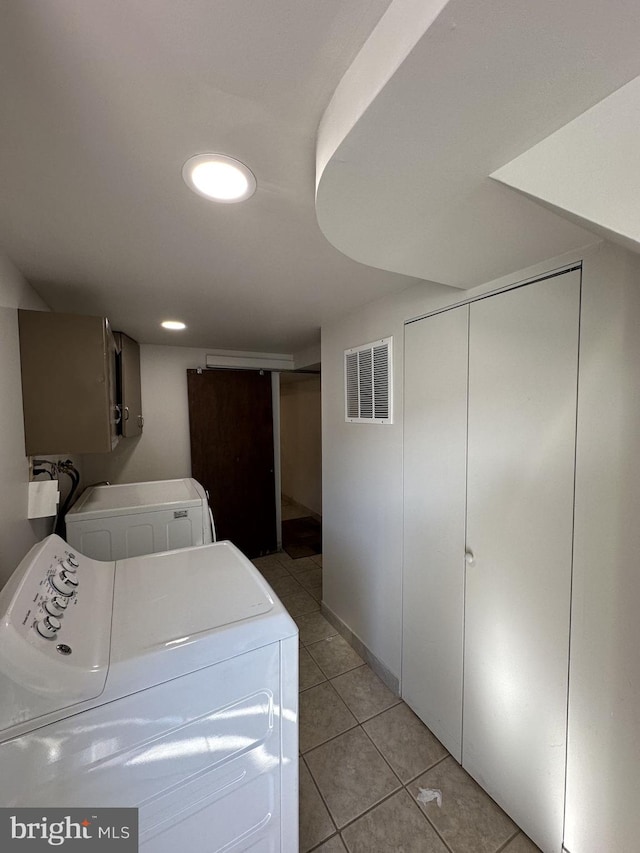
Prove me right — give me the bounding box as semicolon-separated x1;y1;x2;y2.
403;306;469;760
19;310;119;455
116;332;143;437
463;270;580;853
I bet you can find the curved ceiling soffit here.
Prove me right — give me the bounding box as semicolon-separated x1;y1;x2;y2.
316;0;450;187
316;0;640;289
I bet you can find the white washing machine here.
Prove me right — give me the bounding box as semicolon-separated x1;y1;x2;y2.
65;478;216;560
0;534;298;852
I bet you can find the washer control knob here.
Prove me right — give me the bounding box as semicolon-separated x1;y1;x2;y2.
35;615;61;639
45;597;68;617
60;559;77;574
51;570;79;596
66;555;79;568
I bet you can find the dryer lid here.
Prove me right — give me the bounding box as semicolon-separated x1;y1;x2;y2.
66;478;207;520
108;541;293;675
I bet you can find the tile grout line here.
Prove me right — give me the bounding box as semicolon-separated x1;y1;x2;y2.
290;555;533;853
330;780;403;837
401;751;450;787
300;752;338;852
305;832;341;853
494;828;522;853
400;763;456;853
305;651;365;683
298;676;328;696
299;717;359;756
356;722;456;853
304;749;455;853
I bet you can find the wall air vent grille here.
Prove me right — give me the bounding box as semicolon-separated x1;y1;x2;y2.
344;337;393;424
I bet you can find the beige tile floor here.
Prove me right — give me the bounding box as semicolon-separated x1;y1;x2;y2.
252;550;541;853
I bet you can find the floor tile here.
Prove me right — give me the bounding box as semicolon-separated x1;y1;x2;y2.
287;556;320;575
307;582;323;602
280;588;320;617
252;554;288;572
501;832;541;852
268;574;303;598
312;836;346;853
299;682;357;752
305;726;401;828
363;703;448;783
408;757;516;853
295;611;338;645
341;789;448;853
331;665;400;722
307;634;364;679
311;554;323;567
275;549;295;563
256;562;290;582
299;759;335;852
299;647;327;691
296;566;322;590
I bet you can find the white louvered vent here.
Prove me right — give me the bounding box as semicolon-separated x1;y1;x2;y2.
344;337;393;424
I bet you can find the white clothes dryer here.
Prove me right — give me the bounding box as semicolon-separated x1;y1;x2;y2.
65;478;216;560
0;535;298;852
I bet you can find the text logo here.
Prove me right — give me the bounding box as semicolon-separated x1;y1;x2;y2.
1;808;138;850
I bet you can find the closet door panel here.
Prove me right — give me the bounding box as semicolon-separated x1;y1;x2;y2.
464;270;580;853
403;306;469;760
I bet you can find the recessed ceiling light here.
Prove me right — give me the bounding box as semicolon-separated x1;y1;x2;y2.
182;153;256;203
161;320;186;330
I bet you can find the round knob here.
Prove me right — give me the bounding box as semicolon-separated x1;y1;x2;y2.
60;559;77;574
35;615;61;639
51;570;79;596
44;597;67;617
465;550;476;567
67;555;79;568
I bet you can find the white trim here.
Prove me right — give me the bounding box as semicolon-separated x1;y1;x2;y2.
272;373;282;550
404;262;582;327
206;350;294;371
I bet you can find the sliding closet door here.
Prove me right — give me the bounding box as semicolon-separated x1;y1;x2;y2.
403;305;469;761
463;270;580;853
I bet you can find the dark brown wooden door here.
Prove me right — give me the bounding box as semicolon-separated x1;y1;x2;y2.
187;368;277;558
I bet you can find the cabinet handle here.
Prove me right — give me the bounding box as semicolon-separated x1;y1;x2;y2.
123;406;130;421
465;550;476;567
137;414;144;429
114;404;122;425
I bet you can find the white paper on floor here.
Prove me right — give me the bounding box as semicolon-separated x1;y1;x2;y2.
416;787;443;808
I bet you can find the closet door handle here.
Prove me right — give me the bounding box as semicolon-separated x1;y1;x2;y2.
465;550;476;567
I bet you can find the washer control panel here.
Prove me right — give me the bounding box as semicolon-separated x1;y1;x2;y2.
0;535;115;734
33;555;80;638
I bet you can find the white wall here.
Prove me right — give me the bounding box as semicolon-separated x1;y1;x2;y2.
0;258;51;585
564;243;640;851
321;279;453;677
321;241;624;681
280;374;322;515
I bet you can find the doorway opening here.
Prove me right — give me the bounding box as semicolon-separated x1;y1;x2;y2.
279;370;322;558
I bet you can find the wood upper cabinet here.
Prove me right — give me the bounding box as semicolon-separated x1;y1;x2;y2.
114;331;143;437
18;310;121;455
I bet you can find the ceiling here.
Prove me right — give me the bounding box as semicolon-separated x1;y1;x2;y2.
316;0;640;288
4;2;640;355
0;0;426;353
